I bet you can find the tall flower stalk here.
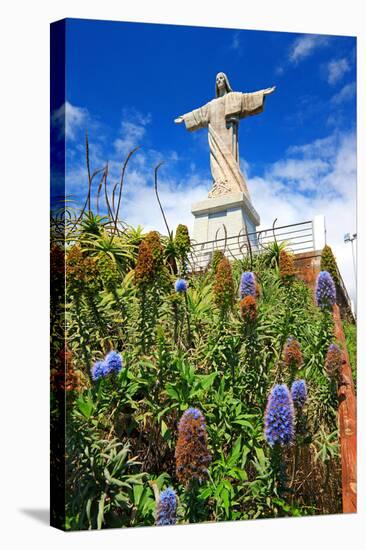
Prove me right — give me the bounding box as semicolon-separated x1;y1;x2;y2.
175;407;211;523
324;343;343;412
175;407;211;486
290;379;308;488
325;343;343;382
213;257;235;321
134;232;167;353
315;271;336;310
264;384;295;494
282;337;304;385
315;270;336;354
239;271;257;298
279;249;296;283
173;278;192;349
156;487;177;526
175;224;191;278
239;294;264;403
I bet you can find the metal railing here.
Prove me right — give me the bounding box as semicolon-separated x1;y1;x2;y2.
189;219;315;271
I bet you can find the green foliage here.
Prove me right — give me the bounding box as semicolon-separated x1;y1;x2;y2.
343;321;357;388
321;245;340;286
57;213;345;528
175;224;191;277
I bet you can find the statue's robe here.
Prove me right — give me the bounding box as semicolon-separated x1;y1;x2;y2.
182;91;265;197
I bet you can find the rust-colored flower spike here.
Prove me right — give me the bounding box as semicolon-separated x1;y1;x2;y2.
213;257;235;314
240;295;257;323
279;249;296;280
175;408;211;487
145;231;164;268
66;245;98;288
325;343;343;381
283;337;304;370
134;240;155;286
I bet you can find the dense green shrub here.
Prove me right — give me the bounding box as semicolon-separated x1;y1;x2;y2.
53;214;347;529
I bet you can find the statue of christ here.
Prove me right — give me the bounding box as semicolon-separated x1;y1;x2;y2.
175;72;275;198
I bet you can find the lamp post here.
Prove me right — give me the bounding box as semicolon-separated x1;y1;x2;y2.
344;232;357;286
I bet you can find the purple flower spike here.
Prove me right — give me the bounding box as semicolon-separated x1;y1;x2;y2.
315;271;336;309
264;384;295;447
91;351;123;382
239;271;256;298
156;487;177;526
291;379;308;409
175;278;188;293
104;350;123;374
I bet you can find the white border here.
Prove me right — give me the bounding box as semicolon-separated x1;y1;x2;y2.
1;1;364;549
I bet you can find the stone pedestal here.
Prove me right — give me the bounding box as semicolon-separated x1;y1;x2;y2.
191;192;260;267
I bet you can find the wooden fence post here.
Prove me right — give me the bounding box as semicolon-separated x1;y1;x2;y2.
333;304;357;513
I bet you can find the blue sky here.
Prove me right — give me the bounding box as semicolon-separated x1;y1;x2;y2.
55;18;357;301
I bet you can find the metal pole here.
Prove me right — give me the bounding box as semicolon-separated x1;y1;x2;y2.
351;239;356;285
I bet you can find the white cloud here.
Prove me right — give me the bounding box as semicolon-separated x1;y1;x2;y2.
64;103;203;229
120;172;210;234
289;35;328;64
327;58;350;85
331;82;356;105
64;102;356;304
51;102;99;142
65;102;89;140
114;108;152;156
249;131;356;303
287;134;338;159
268;158;330;192
230;32;240;50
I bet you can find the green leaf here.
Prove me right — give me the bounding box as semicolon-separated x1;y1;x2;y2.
76;394;95;419
97;493;106;529
227;436;242;467
161;420;169;438
255;447;266;468
165;385;180;401
133;484;144;506
197;372;217;391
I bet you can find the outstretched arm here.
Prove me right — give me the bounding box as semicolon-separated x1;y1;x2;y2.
234;86;276;119
262;86;276;96
173;104;209;131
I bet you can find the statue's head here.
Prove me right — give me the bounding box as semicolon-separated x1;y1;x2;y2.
215;72;232;97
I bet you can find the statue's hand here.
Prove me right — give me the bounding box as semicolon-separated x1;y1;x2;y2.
174;116;184;124
263;86;276;96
